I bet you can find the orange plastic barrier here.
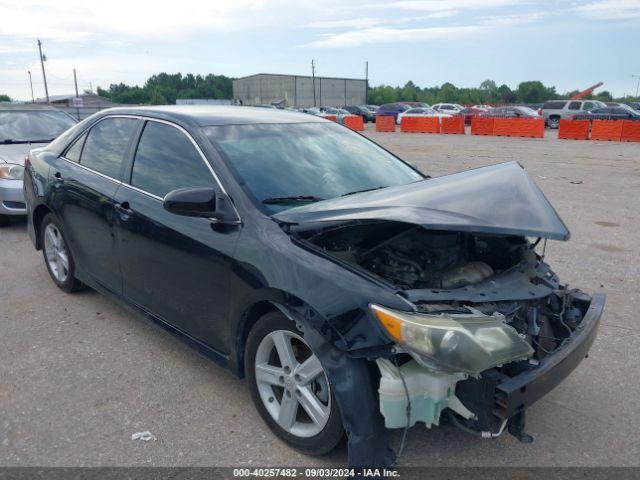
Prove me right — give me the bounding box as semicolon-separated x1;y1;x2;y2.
343;115;364;131
440;116;465;134
510;118;545;138
558;119;590;140
621;120;640;142
400;116;440;133
376;115;396;132
323;114;337;122
590;120;623;141
492;118;513;136
471;117;494;136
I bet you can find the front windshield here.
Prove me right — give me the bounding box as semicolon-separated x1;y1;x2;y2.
205;122;423;213
0;110;76;143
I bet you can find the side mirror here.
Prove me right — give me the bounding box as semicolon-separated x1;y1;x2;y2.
164;187;240;224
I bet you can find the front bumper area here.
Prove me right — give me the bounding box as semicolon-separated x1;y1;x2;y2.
494;292;604;419
0;178;27;215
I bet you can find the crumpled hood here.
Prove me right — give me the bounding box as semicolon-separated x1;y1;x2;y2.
274;161;570;240
0;142;48;165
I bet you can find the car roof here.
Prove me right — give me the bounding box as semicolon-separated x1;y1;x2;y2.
92;105;327;127
0;104;63;111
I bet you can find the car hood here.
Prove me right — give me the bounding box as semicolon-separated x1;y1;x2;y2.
0;142;48;165
273;161;570;240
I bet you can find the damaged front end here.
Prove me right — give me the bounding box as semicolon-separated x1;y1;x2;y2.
276;162;604;450
297;220;603;442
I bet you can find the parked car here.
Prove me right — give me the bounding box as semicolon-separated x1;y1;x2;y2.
343;105;376;123
457;107;489;125
376;103;411;121
574;106;640;121
396;107;450;125
483;106;541;118
628;102;640;111
432;103;464;113
0;105;76;226
472;104;493;110
364;104;379;112
399;102;430;108
255;104;278;109
25;106;604;468
541;100;607;128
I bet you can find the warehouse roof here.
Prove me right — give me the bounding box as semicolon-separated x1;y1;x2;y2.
234;73;366;82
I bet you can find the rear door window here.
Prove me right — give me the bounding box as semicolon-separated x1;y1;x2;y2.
568;102;581;110
582;102;595;110
130;121;215;198
80;117;138;179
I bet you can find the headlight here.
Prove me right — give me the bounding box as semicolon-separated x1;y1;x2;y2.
0;164;24;180
371;304;534;375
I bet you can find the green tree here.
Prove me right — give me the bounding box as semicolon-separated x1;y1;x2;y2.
149;88;168;105
0;93;11;102
497;84;516;103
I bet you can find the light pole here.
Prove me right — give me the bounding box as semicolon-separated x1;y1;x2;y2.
633;75;640;98
37;39;49;103
27;70;34;102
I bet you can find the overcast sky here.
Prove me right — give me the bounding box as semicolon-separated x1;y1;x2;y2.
1;0;639;100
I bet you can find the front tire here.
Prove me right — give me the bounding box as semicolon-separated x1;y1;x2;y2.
548;116;560;129
41;213;84;293
245;311;344;455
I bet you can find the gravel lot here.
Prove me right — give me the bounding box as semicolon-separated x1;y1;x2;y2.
1;126;639;467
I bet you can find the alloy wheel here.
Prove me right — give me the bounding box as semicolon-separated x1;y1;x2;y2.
43;223;70;283
254;330;331;438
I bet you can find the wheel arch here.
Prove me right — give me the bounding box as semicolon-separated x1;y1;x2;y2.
32;204;53;250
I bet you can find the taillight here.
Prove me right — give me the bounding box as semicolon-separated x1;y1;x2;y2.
571;114;577;120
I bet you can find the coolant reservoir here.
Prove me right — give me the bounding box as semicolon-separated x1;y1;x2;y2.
377;359;462;429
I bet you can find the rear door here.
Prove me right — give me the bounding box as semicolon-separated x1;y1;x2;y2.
113;119;240;351
50;116;140;294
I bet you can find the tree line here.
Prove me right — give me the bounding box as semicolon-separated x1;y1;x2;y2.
367;79;617;106
3;74;633;105
96;72;233;105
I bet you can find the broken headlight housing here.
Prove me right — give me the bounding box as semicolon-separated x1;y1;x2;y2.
371;304;534;375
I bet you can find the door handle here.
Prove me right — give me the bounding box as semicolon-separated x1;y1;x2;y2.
115;201;134;216
53;171;63;183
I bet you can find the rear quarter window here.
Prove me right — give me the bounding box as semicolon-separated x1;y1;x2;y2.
543;101;567;110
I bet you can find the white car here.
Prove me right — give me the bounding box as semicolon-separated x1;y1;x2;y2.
472;104;493;110
432;103;464;113
0;105;76;226
396;107;452;125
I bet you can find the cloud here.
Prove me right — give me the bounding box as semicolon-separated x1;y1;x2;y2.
305;24;484;48
573;0;640;20
373;0;522;12
0;0;266;40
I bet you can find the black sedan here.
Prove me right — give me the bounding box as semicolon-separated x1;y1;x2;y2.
24;106;604;468
343;105;376;122
574;106;640;121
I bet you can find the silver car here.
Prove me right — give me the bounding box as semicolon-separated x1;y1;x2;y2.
0;105;76;226
541;99;607;129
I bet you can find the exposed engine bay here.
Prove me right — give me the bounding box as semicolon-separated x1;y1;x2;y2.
297;221;596;440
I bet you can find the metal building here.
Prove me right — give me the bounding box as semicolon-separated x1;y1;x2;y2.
233;73;366;108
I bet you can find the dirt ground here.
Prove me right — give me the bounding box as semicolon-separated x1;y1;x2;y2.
1;126;639;467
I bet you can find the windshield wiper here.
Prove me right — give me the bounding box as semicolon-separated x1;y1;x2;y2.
262;195;325;205
341;185;388;197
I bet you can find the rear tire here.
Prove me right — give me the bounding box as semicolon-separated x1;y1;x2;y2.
245;311;344;455
40;213;85;293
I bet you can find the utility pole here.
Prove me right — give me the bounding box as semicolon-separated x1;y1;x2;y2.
37;39;49;103
311;59;317;107
27;70;34;102
365;61;369;104
633;75;640;98
73;68;80;120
